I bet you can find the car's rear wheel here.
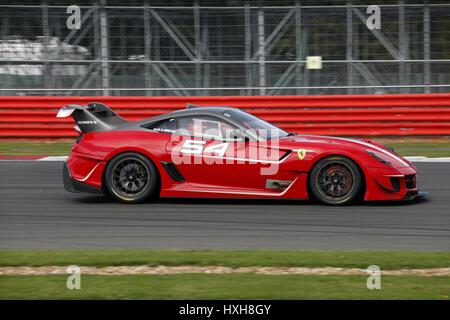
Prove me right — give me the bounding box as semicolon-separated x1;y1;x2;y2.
309;156;362;206
105;152;158;203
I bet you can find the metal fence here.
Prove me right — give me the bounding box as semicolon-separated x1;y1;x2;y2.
0;0;449;96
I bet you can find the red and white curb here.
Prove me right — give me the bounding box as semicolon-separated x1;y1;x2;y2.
0;156;68;161
1;156;450;162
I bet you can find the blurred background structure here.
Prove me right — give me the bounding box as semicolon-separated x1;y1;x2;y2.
0;0;449;96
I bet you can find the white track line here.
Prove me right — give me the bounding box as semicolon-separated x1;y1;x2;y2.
405;157;450;162
37;156;68;161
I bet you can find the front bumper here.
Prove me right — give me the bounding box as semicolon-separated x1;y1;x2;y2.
364;165;428;201
63;162;102;194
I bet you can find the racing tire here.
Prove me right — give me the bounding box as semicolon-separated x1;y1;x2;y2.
104;152;158;203
309;156;363;206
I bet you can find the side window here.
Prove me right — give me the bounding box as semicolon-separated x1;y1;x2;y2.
177;116;234;140
145;118;177;134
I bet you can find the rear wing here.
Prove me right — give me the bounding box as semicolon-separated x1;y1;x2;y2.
56;102;127;133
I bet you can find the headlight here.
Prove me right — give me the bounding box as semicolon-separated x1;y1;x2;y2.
366;150;391;166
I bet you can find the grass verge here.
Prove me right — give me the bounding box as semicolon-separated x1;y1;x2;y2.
1;250;449;269
0;139;449;157
382;140;450;157
0;274;449;299
1;250;448;299
0;141;71;156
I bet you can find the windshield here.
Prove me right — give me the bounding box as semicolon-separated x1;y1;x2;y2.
222;108;290;140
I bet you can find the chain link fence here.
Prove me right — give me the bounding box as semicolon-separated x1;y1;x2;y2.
0;0;449;96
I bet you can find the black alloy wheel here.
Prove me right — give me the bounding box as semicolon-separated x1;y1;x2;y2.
309;156;363;205
105;152;158;203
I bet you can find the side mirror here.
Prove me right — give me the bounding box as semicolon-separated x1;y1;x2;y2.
228;129;248;142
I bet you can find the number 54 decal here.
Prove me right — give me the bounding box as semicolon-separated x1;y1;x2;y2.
180;140;229;157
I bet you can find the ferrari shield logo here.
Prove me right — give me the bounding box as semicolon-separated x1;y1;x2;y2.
296;149;307;160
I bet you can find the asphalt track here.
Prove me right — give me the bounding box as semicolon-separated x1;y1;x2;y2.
0;161;449;250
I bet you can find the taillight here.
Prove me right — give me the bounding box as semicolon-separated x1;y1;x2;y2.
75;134;84;144
73;125;83;144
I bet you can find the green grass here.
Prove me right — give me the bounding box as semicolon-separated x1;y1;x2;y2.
1;250;449;269
0;141;71;156
0;139;449;157
0;274;449;299
2;250;448;299
384;141;450;157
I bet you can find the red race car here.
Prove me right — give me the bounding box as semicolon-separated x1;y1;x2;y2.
57;102;427;205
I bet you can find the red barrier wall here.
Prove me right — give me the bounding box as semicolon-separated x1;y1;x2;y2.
1;94;450;138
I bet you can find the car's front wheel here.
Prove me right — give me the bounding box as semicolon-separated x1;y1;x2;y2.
309;156;363;206
104;152;158;203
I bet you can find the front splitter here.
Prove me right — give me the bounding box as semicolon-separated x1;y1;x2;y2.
405;191;429;201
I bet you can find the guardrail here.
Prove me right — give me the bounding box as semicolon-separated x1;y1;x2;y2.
1;94;450;138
